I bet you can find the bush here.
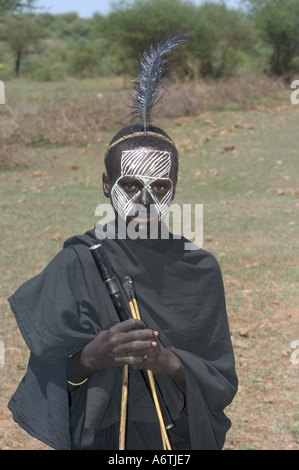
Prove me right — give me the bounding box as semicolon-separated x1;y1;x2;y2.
0;62;12;80
94;0;256;79
67;39;107;78
22;52;67;81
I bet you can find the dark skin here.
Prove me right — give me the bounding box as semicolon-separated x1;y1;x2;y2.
68;147;187;407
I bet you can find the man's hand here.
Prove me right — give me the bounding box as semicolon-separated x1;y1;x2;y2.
83;318;159;370
132;334;187;400
67;318;159;387
68;318;187;408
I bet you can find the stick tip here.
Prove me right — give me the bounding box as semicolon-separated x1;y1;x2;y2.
122;276;135;300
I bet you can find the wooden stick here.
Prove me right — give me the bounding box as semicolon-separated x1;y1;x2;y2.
89;245;171;449
119;295;172;450
128;299;172;450
119;363;129;450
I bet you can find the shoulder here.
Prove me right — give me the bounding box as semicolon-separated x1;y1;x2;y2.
174;235;222;269
50;229;98;266
17;230;98;286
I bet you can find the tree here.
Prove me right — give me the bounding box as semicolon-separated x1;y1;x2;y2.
194;3;254;78
5;14;44;76
67;38;104;78
247;0;299;75
93;0;256;79
94;0;197;76
0;0;36;13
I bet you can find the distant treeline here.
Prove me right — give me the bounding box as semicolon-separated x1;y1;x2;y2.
0;0;299;81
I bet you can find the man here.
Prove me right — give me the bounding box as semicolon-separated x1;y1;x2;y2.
68;127;187;397
8;34;237;450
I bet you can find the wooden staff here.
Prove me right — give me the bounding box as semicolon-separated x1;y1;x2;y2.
119;363;129;450
122;276;172;450
89;243;173;450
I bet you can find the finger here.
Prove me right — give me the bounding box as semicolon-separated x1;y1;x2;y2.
112;318;146;333
122;328;159;343
117;340;156;358
103;319;120;330
126;355;147;365
117;333;158;352
114;353;147;367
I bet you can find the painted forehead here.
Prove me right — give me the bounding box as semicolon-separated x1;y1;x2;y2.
121;148;172;179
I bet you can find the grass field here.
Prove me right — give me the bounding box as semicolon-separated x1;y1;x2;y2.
0;78;299;450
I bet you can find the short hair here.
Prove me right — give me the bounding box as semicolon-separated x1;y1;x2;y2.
104;124;179;182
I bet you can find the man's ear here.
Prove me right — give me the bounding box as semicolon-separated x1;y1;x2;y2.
102;172;111;198
171;182;176;201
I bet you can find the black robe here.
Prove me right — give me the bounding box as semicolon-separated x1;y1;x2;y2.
8;225;238;450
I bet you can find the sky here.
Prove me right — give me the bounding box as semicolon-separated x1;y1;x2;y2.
35;0;241;17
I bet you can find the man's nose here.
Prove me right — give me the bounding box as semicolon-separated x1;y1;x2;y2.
138;188;153;208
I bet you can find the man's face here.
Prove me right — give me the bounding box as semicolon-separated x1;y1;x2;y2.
103;147;176;233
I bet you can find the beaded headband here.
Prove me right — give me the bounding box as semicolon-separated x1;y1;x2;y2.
104;131;176;160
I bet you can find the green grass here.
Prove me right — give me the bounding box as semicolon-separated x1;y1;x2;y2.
1;79;299;450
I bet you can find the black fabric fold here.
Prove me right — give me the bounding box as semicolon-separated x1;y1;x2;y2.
8;225;237;450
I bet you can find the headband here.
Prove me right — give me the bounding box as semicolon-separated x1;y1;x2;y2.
104;131;176;160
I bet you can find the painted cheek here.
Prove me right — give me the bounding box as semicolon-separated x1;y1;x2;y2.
111;181;141;220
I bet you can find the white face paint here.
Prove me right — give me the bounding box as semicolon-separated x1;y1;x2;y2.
110;148;173;222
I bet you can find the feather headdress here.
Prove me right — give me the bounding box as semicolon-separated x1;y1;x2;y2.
130;31;192;132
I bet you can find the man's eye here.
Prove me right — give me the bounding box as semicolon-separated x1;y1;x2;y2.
152;182;170;192
120;180;138;191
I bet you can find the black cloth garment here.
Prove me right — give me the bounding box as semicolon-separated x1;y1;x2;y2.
8;225;238;450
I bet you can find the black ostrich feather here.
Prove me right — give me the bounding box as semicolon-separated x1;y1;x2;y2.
130;31;192;131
